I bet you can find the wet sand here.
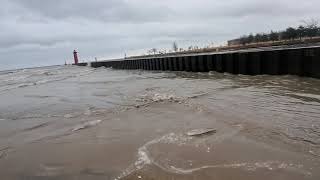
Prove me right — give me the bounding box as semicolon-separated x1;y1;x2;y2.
0;66;319;179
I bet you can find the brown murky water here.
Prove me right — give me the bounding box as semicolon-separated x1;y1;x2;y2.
0;65;319;180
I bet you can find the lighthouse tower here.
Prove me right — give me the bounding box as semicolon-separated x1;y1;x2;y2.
73;50;79;65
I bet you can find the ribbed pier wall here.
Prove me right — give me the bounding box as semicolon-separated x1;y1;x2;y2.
88;47;320;78
76;62;88;66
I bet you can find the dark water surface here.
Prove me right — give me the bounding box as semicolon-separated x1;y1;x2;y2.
0;65;319;180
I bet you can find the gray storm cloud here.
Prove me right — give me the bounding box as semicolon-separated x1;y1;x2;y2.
0;0;319;70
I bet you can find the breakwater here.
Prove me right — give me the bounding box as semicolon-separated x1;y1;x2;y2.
87;46;320;78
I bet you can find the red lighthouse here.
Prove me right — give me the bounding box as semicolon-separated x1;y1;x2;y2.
73;50;79;65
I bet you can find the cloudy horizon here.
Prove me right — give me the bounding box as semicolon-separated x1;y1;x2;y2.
1;0;319;70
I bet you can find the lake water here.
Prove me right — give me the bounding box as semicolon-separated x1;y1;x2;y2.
0;65;319;180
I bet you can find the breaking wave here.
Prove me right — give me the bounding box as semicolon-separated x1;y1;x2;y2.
0;66;95;93
133;86;210;109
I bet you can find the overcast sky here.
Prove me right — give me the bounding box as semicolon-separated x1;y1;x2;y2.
0;0;319;70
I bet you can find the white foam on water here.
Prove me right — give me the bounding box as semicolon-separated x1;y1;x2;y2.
166;161;301;174
63;112;81;118
64;114;75;118
167;163;247;174
71;120;102;132
116;132;309;179
152;93;175;102
115;133;192;180
149;91;209;102
134;92;185;108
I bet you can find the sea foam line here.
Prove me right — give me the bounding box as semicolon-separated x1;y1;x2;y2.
115;132;308;179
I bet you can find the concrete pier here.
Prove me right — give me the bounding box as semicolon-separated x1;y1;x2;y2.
86;46;320;78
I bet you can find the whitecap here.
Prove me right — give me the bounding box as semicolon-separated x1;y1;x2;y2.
152;93;177;102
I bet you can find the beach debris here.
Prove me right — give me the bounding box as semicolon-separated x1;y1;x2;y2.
138;175;142;179
186;128;216;136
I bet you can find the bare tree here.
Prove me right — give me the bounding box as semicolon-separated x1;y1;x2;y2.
151;48;157;55
210;42;214;47
172;41;178;52
302;19;319;38
301;18;318;28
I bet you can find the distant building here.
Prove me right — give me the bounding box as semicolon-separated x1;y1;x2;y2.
228;38;241;46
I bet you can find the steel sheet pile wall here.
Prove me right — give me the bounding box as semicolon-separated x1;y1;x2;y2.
76;63;88;66
88;47;320;78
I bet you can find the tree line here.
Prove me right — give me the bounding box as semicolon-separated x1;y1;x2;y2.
238;20;320;45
